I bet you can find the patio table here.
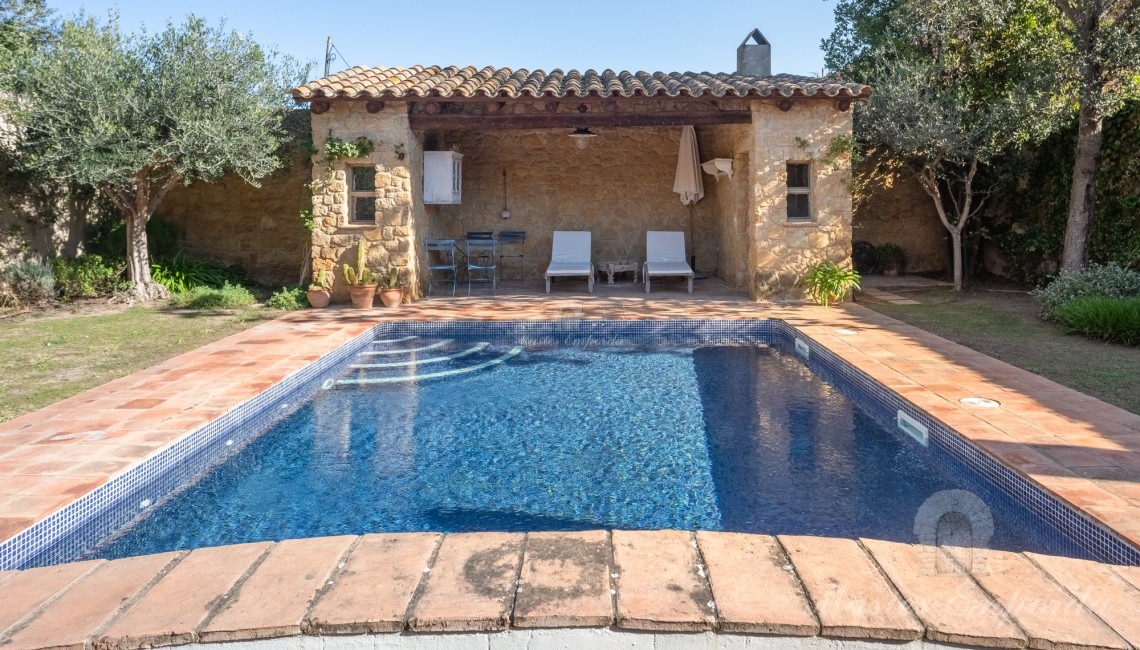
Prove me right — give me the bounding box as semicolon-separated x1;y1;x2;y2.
604;261;639;285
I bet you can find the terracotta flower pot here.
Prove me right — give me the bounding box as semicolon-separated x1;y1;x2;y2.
306;290;331;308
348;284;377;309
379;288;404;308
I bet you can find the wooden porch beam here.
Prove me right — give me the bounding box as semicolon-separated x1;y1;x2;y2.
409;111;752;130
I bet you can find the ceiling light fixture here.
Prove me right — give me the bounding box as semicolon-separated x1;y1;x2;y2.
568;127;597;149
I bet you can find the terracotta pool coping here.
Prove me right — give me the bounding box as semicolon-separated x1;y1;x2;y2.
1;530;1138;649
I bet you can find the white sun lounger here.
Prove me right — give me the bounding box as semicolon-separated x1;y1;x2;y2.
644;231;693;294
545;231;594;293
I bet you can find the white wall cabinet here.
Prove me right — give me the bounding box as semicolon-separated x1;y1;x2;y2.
424;151;463;204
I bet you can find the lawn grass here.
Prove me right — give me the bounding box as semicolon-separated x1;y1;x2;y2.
0;306;275;423
859;285;1140;415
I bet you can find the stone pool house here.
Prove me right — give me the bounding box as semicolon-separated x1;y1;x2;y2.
291;31;871;301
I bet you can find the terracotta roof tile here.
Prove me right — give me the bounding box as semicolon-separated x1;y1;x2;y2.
292;65;870;101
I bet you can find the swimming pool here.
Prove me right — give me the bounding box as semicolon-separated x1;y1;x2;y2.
6;321;1137;569
86;323;1085;561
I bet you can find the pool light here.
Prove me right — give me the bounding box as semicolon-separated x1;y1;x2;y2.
960;397;1001;408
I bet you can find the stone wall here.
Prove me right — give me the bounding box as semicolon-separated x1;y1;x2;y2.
698;124;752;289
160;157;311;286
308;103;424;302
748;102;854;300
0;192;90;265
852;162;947;274
424;126;718;284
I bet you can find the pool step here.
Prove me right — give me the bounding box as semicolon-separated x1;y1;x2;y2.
336;346;523;385
328;338;522;387
349;342;490;369
358;339;453;356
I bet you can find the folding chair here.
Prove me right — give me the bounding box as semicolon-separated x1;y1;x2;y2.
424;239;457;297
465;239;498;297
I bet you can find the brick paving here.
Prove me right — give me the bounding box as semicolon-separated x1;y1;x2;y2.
0;280;1139;646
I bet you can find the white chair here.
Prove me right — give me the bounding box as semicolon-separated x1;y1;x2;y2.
644;231;693;294
545;231;594;294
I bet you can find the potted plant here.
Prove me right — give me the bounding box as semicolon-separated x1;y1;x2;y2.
802;260;861;307
876;243;907;276
378;266;404;308
343;239;377;309
306;268;332;308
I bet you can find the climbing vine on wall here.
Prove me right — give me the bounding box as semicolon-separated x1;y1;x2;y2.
294;135;375;283
993;101;1140;283
298;135;375;229
321;136;374;174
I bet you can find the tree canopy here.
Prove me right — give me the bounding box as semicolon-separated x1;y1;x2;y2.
1050;0;1140;269
0;0;54;78
16;13;306;298
829;0;1140;276
844;0;1067;289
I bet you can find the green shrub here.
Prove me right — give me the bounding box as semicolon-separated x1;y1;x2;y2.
52;255;127;300
168;283;257;310
803;261;861;307
1031;263;1140;320
150;253;246;293
88;216;181;260
266;286;306;310
2;258;56;306
875;243;907;274
1054;297;1140;346
852;240;878;274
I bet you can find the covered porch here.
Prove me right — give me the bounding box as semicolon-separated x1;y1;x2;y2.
415;116;752;294
294;58;868;304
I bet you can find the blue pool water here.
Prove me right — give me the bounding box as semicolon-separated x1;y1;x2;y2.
93;335;1085;560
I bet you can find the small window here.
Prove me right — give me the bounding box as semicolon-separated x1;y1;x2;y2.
349;166;376;224
786;162;812;222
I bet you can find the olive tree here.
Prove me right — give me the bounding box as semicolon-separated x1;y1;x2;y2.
855;0;1065;290
17;14;305;299
1052;0;1140;270
0;0;54;77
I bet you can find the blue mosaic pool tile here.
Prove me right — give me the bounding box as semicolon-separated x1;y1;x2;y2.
3;318;1136;569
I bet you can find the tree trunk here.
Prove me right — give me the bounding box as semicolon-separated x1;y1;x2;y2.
100;173;179;301
1061;101;1104;271
950;229;963;292
913;157;981;293
124;208;169;301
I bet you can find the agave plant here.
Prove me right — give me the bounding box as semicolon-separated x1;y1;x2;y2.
803;261;861;308
343;239;376;286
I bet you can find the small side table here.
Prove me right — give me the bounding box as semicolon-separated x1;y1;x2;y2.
605;261;639;285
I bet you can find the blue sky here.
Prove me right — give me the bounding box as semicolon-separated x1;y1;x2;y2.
44;1;840;79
